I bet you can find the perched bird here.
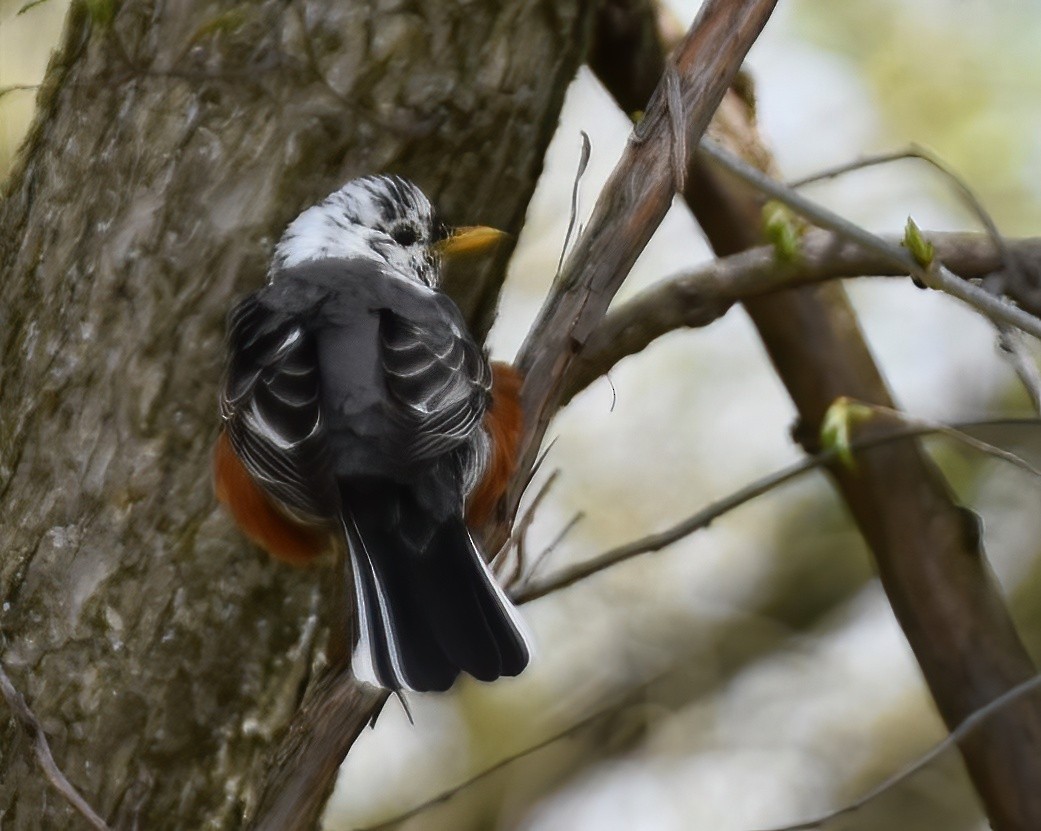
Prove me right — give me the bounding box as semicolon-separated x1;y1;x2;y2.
213;175;530;692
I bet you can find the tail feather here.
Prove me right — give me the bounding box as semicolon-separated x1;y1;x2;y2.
344;512;457;692
412;518;529;682
343;495;530;692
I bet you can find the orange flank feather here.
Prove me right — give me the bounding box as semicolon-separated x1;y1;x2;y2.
467;362;524;528
213;431;330;566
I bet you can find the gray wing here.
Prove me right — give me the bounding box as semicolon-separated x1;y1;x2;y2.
379;305;492;463
220;286;338;522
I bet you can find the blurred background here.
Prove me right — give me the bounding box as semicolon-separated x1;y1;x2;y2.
5;1;1041;829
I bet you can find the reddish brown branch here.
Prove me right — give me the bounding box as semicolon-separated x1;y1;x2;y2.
506;0;779;531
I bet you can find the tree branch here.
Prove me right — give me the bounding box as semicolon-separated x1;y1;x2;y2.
502;0;780;538
697;139;1041;340
249;672;387;831
515;417;1041;604
754;672;1041;831
566;230;1041;401
0;661;111;831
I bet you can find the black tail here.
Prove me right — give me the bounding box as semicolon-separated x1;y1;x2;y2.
342;485;530;692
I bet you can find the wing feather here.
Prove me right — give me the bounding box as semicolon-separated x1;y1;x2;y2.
220;289;338;522
379;309;491;462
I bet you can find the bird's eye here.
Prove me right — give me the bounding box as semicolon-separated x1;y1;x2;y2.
391;225;419;246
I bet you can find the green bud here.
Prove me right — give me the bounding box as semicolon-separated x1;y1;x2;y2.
820;397;875;470
903;216;935;269
763;200;801;264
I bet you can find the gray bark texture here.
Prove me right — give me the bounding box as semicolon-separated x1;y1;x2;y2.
0;1;592;827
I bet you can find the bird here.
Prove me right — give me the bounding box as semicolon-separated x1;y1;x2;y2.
213;174;531;693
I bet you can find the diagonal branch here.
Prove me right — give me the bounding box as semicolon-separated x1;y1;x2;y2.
515;417;1041;604
249;672;388;831
753;672;1041;831
0;661;111;831
503;0;780;535
698;139;1041;339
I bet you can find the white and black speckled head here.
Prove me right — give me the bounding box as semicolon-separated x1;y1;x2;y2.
271;175;447;286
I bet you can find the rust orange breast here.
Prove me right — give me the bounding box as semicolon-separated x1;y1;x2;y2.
467;362;524;528
212;431;330;566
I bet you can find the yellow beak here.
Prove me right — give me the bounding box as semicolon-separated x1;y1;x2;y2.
435;226;510;258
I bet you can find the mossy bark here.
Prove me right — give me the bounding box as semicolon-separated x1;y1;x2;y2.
0;1;592;827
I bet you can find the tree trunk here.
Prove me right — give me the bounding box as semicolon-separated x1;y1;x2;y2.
0;1;592;827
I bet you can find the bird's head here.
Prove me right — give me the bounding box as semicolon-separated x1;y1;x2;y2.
271;175;505;288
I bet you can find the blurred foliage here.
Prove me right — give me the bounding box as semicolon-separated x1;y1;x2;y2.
794;0;1041;235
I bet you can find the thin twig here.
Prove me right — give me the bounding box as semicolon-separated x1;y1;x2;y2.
791;144;1041;409
558;133;593;275
526;510;585;583
0;83;40;101
790;145;1009;267
0;661;112;831
357;673;665;831
698;139;1041;340
855;402;1041;481
998;328;1041;411
514;417;1041;604
522;436;559;494
752;672;1041;831
500;469;561;590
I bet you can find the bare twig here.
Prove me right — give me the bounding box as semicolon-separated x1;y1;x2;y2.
790;145;1012;272
501;469;561;590
514;417;1041;604
0;661;112;831
0;83;40;101
792;144;1041;408
788;146;1010;274
526;510;585;583
791;146;1009;256
850;402;1041;481
998;329;1041;411
566;231;1041;401
558;132;593;275
753;673;1041;831
698;139;1041;340
357;674;664;831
